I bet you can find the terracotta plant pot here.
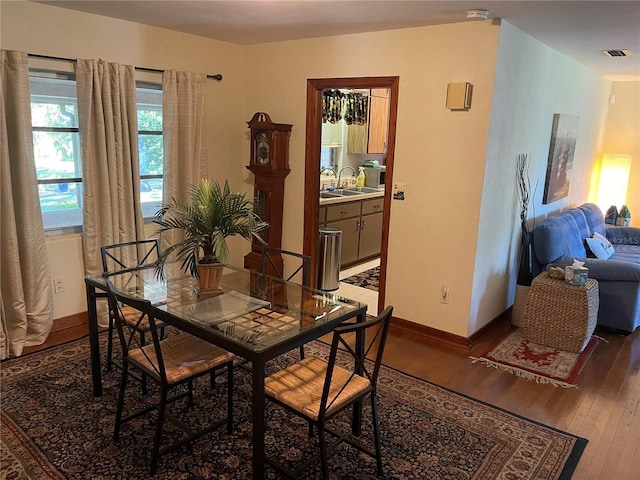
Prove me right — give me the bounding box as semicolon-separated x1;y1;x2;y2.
197;263;224;295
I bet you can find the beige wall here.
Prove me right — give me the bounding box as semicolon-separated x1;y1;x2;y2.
242;22;501;337
472;21;612;334
2;2;622;340
601;82;640;225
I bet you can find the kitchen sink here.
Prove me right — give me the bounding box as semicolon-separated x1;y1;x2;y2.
342;187;384;194
320;192;342;199
337;189;365;196
320;187;384;199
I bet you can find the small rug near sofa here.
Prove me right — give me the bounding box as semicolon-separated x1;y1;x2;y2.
0;333;587;479
470;328;599;388
341;266;379;291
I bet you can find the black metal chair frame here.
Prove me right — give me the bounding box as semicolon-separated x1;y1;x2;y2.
101;239;162;393
260;246;311;286
264;306;393;479
259;247;312;361
107;280;234;474
101;238;161;276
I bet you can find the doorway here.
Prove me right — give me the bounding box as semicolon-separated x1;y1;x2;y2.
303;77;399;314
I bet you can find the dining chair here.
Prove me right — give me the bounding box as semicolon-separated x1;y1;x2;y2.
259;246;311;286
106;280;235;475
101;239;162;392
101;238;161;276
259;247;311;360
263;305;393;479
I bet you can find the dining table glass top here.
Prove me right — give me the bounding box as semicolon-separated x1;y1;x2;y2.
91;263;364;353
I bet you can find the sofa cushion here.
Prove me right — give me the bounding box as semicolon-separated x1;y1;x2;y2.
578;203;606;236
611;244;640;265
606;226;640;246
566;208;592;239
585;232;614;259
533;213;587;265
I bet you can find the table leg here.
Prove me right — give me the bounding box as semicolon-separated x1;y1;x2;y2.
352;309;366;436
86;284;102;397
251;358;266;479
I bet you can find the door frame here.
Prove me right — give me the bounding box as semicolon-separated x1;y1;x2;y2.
303;76;399;312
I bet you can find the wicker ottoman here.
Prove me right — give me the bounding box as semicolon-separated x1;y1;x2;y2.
523;272;599;353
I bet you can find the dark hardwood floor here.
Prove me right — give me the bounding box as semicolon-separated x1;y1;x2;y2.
21;317;640;479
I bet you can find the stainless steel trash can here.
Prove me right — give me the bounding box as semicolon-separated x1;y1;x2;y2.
317;227;342;291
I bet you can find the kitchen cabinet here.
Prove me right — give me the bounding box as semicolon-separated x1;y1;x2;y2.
367;88;390;154
346;88;390;154
358;212;383;259
320;196;383;268
326;202;360;222
329;217;360;266
361;197;384;215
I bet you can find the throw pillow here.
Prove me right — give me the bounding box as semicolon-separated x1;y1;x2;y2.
585;232;614;259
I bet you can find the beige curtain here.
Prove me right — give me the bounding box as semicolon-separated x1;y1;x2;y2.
161;71;209;245
162;70;208;204
161;70;208;248
0;50;54;358
77;59;144;324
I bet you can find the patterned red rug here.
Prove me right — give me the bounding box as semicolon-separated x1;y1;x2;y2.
471;328;600;388
1;333;587;479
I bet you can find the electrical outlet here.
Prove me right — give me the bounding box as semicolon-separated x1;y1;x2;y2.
440;284;449;304
54;278;64;294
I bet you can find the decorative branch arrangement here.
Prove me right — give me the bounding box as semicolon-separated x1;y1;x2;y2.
516;153;533;246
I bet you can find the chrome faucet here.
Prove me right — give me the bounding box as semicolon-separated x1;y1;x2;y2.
337;166;357;189
320;166;337;178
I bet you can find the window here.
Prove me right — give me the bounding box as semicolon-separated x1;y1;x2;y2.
30;72;164;231
136;84;163;218
30;73;83;230
320;146;338;171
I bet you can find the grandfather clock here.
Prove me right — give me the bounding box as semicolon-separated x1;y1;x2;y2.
244;112;292;274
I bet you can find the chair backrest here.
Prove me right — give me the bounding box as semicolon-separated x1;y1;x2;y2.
260;247;311;286
320;306;393;418
101;239;161;276
106;280;167;383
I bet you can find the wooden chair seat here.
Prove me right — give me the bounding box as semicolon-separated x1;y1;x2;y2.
112;305;152;330
265;356;370;421
130;333;234;385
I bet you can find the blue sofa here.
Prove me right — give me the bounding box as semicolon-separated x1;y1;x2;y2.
532;203;640;333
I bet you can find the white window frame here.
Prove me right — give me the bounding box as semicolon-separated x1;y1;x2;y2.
29;70;164;233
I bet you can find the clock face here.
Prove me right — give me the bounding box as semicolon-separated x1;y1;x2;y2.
255;132;270;165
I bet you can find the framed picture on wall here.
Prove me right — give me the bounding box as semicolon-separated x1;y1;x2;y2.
543;113;580;204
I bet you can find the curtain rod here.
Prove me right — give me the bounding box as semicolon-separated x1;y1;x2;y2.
27;53;223;81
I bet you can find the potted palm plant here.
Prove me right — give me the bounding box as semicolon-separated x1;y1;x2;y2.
154;179;268;294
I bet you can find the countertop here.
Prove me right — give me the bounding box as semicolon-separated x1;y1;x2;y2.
319;189;385;206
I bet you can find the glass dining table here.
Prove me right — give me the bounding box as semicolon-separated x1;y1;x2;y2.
84;263;367;479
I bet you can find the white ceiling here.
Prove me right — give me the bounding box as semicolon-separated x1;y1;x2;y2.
35;1;640;81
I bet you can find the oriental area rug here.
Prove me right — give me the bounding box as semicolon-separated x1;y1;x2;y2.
1;333;587;479
470;328;599;389
341;266;379;291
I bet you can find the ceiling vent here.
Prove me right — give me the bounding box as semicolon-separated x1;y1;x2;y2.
602;49;633;57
